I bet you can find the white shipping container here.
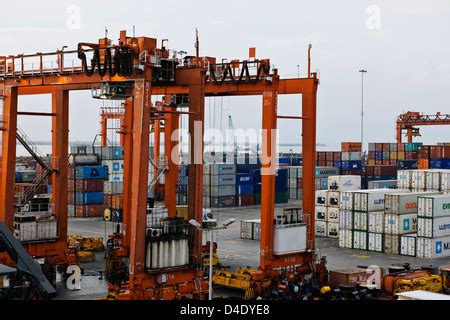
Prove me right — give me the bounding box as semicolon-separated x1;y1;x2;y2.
340;191;355;210
368;180;397;190
109;173;124;182
328;175;361;191
416;236;450;259
368;233;384;252
37;220;58;239
368;211;384;233
13;222;37;241
327;222;339;238
353;189;398;212
204;164;236;175
384;234;400;255
69;154;98;165
426;170;450;191
385;191;440;215
339;229;353;249
353;211;368;231
341;152;362;161
102;160;124;174
418;216;450;238
327;207;340;223
273;223;307;254
315;206;327;221
411;170;427;191
418;194;450;218
353;231;367;250
205;174;236;186
315;190;328;206
327;191;340;207
315;221;327;237
385;213;418;235
400;234;417;257
397;170;413;190
339;210;353;230
204;185;236;197
441;172;450;192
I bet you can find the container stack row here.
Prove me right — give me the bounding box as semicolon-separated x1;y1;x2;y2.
315;175;361;239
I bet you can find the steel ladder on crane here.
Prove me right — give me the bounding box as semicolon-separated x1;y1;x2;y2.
15;127;57;207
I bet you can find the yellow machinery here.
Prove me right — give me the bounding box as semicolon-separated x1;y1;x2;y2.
213;268;270;299
395;274;443;294
77;251;96;262
67;235;105;251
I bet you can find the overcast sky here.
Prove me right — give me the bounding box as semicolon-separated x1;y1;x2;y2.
1;0;450;152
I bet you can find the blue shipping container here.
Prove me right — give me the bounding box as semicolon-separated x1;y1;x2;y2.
15;172;22;183
252;169;287;193
237;184;254;195
341;161;362;170
178;185;188;194
333;161;342;168
430;159;450;169
76;165;108;179
236;173;253;185
397;160;418;170
112;146;124;159
236;163;261;174
375;152;383;160
47;185;53;194
76;192;104;205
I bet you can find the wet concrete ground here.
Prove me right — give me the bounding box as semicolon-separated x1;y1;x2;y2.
54;202;450;300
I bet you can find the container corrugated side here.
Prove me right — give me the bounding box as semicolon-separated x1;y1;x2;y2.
384;213;418;235
416;236;450;259
418;195;450;218
418;216;450;238
400;234;417;257
339;229;353;248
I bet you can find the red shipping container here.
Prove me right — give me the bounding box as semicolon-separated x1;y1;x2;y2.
75;205;85;217
382;143;390;152
375;160;382;165
398;143;405;152
430;146;442;159
318;160;326;166
75;179;104;192
333;152;342;161
68;193;75;205
382;159;390;165
374;165;397;176
375;143;383;152
389;160;397;166
237;195;254;206
85;204;104;217
368;152;375;160
365;166;375;176
443;146;450;158
326;160;334;167
326;152;334;161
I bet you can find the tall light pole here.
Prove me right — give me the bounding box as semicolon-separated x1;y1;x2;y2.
359;70;367;152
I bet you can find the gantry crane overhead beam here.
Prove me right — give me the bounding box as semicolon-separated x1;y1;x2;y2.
396;111;450;144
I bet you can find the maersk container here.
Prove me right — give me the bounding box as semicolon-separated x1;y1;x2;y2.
327;191;340;207
315;221;327;237
339;229;353;249
418;194;450;218
416;236;450;259
327;222;339;238
205;185;235;197
315;190;328;206
315;166;340;178
327;207;339;223
353;211;368;231
206;174;236;186
368;232;384;252
76;165;108;180
384;234;400;255
411;170;427;191
340;191;355;210
384;213;418;235
315;206;327;221
353;189;398;212
385;191;440;215
339;210;353;230
368;211;384;233
397;170;413;190
418;216;450;238
400;234;417;257
204;164;236;175
328;175;361;192
353;231;368;250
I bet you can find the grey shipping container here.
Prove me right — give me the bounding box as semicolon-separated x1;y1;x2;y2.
418;216;450;238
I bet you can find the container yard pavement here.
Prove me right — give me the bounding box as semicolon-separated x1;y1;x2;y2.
58;203;450;299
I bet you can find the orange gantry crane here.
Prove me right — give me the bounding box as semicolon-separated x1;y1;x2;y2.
396;111;450;144
0;29;323;300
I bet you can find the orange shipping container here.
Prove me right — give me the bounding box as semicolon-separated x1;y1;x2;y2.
341;142;362;152
418;159;429;169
